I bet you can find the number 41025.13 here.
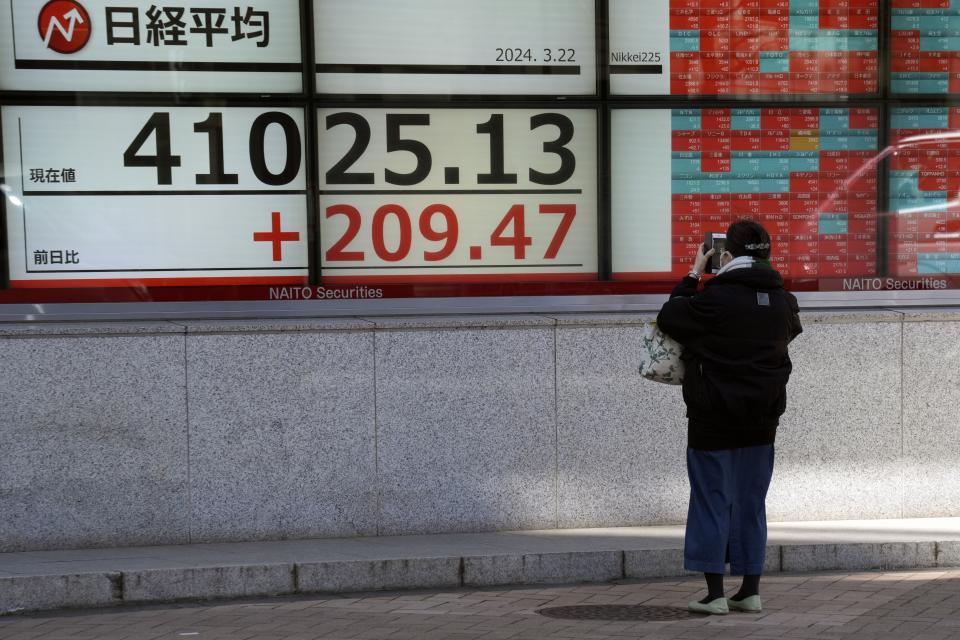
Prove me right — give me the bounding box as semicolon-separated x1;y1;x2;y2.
325;203;576;263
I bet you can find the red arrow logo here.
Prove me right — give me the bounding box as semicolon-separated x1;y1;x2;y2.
38;0;91;54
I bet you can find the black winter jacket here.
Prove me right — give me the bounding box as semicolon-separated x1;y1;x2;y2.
656;266;802;450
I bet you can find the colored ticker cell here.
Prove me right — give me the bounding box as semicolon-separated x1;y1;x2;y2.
849;109;879;129
701;152;732;172
790;135;821;151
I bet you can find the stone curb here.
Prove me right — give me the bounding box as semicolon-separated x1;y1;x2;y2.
3;542;958;615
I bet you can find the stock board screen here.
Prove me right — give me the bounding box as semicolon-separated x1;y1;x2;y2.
1;2;957;303
612;107;880;280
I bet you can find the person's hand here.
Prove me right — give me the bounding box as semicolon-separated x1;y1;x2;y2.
692;243;714;275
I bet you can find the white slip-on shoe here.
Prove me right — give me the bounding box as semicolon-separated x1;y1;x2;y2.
687;597;729;615
727;594;762;612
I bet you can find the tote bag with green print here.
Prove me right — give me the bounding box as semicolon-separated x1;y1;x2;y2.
639;322;684;385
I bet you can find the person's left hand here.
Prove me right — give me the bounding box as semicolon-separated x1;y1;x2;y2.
692;243;715;274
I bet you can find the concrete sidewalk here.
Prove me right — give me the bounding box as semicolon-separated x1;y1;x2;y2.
3;518;960;615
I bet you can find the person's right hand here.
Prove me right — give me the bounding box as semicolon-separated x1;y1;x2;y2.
692;243;715;275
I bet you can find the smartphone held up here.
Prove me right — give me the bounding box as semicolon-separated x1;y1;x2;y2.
703;232;726;274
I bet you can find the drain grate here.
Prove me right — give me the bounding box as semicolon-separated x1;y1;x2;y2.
537;604;701;621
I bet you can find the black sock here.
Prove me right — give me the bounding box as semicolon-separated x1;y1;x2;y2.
731;574;760;600
698;572;725;603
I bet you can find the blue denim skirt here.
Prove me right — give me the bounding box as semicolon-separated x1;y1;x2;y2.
684;444;775;575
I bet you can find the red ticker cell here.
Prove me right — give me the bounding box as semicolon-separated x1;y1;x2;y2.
701;135;732;152
701;152;731;172
701;54;732;72
848;14;879;30
731;53;761;72
671;54;703;73
701;108;732;129
848;239;877;255
700;15;732;30
790;111;820;128
790;175;820;193
673;221;704;235
849;110;879;129
919;57;951;73
731;34;763;52
790;239;820;254
671;13;700;29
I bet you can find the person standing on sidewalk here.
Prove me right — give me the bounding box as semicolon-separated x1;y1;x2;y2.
657;219;802;615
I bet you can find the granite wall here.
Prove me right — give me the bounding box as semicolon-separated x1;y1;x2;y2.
0;309;955;552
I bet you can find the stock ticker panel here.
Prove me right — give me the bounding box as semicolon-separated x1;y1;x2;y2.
889;107;960;276
892;0;960;94
610;0;879;96
671;107;879;279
